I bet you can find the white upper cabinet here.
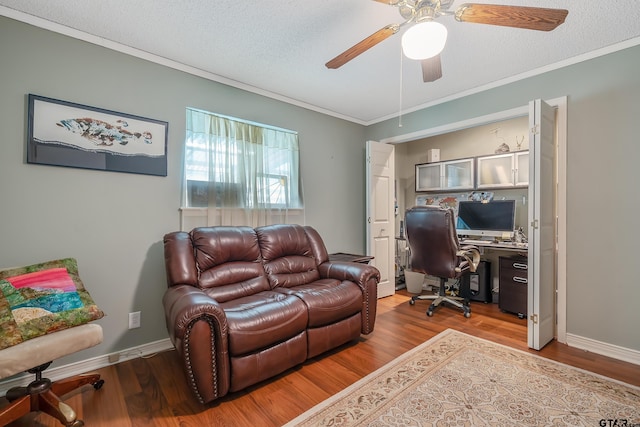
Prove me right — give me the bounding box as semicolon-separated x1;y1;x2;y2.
514;151;529;186
415;162;441;191
416;158;474;192
477;151;528;189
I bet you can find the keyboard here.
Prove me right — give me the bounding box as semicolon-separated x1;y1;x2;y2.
462;239;528;249
461;239;493;245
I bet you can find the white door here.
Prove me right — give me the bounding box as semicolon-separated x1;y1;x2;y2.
528;99;556;350
366;140;395;298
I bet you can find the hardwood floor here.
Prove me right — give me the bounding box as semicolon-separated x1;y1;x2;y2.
3;290;639;426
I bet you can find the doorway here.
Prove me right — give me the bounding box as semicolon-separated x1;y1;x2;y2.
378;97;567;346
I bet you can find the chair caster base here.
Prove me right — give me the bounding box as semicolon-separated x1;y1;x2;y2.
408;289;472;318
5;387;27;402
0;372;102;426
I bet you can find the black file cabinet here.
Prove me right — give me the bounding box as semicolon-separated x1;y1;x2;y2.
498;255;528;318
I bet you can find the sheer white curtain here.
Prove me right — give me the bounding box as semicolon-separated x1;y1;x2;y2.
183;108;304;228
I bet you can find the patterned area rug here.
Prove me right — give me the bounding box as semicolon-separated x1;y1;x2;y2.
285;329;640;426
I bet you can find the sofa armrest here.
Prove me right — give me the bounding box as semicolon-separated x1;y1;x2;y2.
318;261;380;334
318;261;379;289
162;285;230;403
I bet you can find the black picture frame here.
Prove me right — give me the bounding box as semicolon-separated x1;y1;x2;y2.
27;94;168;176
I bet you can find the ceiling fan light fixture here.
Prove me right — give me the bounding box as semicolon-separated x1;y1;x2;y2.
401;21;448;60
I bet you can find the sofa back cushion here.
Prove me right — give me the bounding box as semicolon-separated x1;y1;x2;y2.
256;224;321;288
190;227;270;302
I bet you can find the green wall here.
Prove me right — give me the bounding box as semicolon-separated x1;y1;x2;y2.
0;16;366;365
366;43;640;354
1;14;638;366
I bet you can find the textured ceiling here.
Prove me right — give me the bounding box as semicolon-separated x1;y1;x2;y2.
2;0;640;124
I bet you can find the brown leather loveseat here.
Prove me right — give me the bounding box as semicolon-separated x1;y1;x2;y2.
162;224;380;404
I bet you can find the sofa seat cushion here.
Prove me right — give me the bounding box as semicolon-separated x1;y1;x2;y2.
275;279;362;328
221;291;308;356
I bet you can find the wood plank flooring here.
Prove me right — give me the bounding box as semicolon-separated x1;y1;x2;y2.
3;290;639;426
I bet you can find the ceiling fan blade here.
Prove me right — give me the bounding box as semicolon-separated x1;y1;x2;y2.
422;55;442;82
455;4;568;31
326;24;399;69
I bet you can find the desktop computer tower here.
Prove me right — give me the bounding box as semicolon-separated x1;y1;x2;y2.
461;261;491;303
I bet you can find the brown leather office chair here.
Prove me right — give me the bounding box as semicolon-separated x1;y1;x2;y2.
405;205;480;317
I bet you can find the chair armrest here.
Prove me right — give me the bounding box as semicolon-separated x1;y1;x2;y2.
162;285;230;403
456;246;481;273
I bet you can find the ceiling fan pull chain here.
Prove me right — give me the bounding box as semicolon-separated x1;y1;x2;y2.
398;44;404;128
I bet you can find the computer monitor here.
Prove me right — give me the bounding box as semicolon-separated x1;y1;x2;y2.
456;200;516;239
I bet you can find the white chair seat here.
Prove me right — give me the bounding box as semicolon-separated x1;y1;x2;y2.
0;323;103;379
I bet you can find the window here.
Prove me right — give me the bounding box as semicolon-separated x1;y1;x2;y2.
183;108;304;227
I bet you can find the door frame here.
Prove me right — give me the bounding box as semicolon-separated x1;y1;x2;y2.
378;96;568;344
365;140;396;298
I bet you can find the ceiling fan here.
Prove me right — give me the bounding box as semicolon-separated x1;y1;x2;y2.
325;1;568;82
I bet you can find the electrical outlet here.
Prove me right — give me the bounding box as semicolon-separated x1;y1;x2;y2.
108;353;120;363
128;311;141;329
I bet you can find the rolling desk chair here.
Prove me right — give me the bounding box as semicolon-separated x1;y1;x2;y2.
0;324;104;426
405;206;480;317
0;260;104;426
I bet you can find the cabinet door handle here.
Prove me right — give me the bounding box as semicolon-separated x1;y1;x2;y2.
513;263;527;270
513;276;528;284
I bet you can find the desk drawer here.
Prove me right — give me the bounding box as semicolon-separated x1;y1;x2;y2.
500;257;528;277
499;256;528;317
499;268;528;284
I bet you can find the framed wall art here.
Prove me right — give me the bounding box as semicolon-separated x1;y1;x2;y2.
27;94;168;176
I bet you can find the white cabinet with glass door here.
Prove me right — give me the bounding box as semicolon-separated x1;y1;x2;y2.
415;158;474;192
514;151;529;186
476;151;528;189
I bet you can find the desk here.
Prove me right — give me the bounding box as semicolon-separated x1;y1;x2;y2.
459;239;528;253
459;239;528;310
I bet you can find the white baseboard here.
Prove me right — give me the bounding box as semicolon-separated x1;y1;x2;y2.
566;333;640;366
0;338;173;396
